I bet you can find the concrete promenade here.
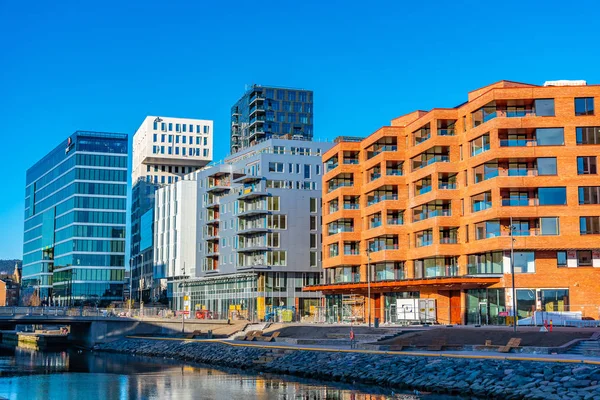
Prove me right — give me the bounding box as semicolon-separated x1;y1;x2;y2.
126;335;600;364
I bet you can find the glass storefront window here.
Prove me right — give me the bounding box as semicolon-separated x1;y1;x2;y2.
465;289;506;325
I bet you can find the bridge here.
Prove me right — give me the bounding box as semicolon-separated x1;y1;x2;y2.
0;307;242;348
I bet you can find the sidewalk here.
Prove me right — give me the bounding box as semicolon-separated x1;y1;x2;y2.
127;335;600;364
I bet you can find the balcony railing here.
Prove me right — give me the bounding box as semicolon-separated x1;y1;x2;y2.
472;201;492;212
343;158;359;165
328;181;354;193
369;243;399;252
416;239;433;247
416;185;432;195
329;206;339;213
467;264;503;275
328;227;354;235
343;203;360;210
369;145;397;158
332;273;361;284
414;209;451;222
344;249;360;256
414;155;450;170
439;237;458;244
415;134;431;145
416;265;459;279
370;220;382;229
387;218;403;225
386;169;403;176
367;193;398;206
438;129;455;136
501;198;539;206
439;183;457;190
326;162;339;172
471;144;491;156
500;139;537;147
369;173;381;182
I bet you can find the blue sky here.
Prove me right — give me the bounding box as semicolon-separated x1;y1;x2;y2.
0;0;599;259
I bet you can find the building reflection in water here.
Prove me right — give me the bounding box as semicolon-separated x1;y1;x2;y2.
0;350;427;400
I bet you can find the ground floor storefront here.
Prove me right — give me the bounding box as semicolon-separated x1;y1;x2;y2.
168;272;323;322
307;275;585;326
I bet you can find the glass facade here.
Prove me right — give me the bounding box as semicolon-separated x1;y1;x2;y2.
230;85;314;153
22;131;128;306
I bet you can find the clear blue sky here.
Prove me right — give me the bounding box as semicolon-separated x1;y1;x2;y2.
0;0;599;259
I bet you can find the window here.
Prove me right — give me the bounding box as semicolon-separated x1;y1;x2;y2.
576;127;600;145
577;156;597;175
538;187;567;205
580;217;600;235
310;251;318;267
310;215;317;230
328;243;339;257
471;191;492;212
310;233;318;249
557;251;567;267
168;123;173;131
310;198;317;213
267;196;280;211
267;232;280;247
267;251;287;266
304;164;311;179
514;251;535;273
176;123;180;132
578;250;593;266
540;217;559;235
316;164;320;175
470;134;490;156
273;146;285;154
268;162;284;173
537;158;557;175
204;125;210;134
579;186;600;205
575;97;594;116
536;128;564;146
534;99;555;116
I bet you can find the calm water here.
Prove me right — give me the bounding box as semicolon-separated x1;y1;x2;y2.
0;347;460;400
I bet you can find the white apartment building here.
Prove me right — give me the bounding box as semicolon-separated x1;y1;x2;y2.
132;116;213;184
131;115;212;303
154;177;198;282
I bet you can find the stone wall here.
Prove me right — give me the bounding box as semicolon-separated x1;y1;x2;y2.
97;338;600;399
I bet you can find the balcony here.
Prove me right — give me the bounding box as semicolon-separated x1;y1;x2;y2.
387;217;403;225
386;169;403;176
439;183;457;190
238;225;269;235
412;155;450;171
501;198;539;206
328;181;354;193
326;162;339;172
328;226;354;235
367;193;398;206
239;186;268;200
343;203;360;210
471;144;490;156
237;245;269;253
413;209;451;222
438;128;455;136
369;172;381;182
344;249;360;256
370;220;382;229
369;243;399;252
439;237;458;244
467;264;503;275
238;208;269;217
500;139;538;147
343;158;359;165
415;238;433;248
416;185;432;196
472;201;492;212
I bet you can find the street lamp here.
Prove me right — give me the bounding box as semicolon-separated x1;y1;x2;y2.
367;246;371;328
509;216;517;332
181;263;187;333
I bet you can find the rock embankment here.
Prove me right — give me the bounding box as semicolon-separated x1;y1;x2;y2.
97;339;600;400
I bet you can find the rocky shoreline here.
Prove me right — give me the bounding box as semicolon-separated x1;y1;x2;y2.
97;338;600;399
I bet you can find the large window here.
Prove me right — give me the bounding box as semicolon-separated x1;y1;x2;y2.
472;191;492;212
268;162;284;173
577;156;597;175
475;220;500;240
540;217;559;235
538;187;567;205
576;127;600;144
513;252;535;273
372;262;405;281
470;134;490;156
579;186;600;205
575;97;594;116
578;250;593;266
414;257;458;278
536;128;564;146
534;99;555;116
537;157;557;175
468;251;503;275
580;217;600;235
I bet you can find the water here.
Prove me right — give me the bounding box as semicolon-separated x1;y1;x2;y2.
0;347;459;400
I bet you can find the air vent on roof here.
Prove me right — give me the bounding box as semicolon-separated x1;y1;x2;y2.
544;80;587;87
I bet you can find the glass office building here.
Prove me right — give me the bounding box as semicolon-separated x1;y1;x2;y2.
230;85;314;154
22;131;128;306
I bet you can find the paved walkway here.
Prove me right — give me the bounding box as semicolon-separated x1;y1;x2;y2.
126;335;600;364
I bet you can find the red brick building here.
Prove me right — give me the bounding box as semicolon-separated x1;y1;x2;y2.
308;80;600;325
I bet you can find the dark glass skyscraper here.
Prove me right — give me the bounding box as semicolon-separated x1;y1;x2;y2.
22;131;128;306
230;85;314;153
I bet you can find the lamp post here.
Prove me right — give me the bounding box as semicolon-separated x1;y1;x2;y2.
509;217;517;332
367;246;371;328
128;257;133;314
